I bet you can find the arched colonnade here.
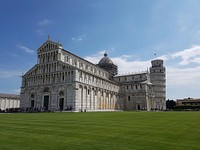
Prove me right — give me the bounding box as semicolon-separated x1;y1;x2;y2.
78;84;117;111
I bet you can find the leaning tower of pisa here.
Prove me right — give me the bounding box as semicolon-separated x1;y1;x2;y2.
150;59;166;110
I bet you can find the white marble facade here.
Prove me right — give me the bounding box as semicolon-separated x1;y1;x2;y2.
0;94;20;110
20;37;166;111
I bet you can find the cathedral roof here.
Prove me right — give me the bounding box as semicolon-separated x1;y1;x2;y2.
98;52;113;65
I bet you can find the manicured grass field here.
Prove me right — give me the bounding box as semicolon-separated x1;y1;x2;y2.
0;111;200;150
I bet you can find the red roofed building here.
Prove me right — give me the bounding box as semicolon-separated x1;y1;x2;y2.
176;98;200;106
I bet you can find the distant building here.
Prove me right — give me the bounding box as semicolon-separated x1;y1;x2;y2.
176;98;200;106
20;37;166;111
0;93;20;111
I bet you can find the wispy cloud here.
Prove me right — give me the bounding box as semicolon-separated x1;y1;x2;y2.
10;53;19;57
38;19;52;26
17;45;34;54
72;36;83;42
35;29;45;36
36;19;52;36
171;45;200;65
0;70;22;79
71;35;87;42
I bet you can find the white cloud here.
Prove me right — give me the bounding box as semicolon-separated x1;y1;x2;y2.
171;45;200;65
112;58;150;74
84;56;102;64
84;45;200;90
38;19;52;26
167;66;200;86
84;52;150;73
155;55;169;61
192;57;200;64
165;45;200;89
17;45;34;54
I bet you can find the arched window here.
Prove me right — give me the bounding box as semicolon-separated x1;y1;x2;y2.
59;91;64;96
44;87;50;92
31;94;34;98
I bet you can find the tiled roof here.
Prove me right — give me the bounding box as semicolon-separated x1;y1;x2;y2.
177;98;200;103
114;71;148;77
0;93;20;99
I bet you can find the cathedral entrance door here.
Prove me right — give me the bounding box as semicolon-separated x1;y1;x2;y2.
31;100;35;108
59;98;64;110
137;104;140;110
43;95;49;110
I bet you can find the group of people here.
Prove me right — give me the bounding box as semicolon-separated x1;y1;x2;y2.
0;107;54;113
0;106;75;113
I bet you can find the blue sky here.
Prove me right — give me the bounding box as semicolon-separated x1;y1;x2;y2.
0;0;200;100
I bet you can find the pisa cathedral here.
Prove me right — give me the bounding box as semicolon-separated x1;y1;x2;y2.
20;37;166;111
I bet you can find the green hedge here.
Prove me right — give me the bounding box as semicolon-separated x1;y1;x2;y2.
173;105;200;111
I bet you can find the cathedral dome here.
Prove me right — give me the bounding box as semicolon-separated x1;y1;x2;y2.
98;52;113;65
97;52;118;76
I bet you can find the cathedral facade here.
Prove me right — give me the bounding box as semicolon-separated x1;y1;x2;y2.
20;37;166;111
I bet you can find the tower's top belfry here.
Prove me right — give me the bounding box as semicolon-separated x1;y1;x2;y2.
151;59;164;68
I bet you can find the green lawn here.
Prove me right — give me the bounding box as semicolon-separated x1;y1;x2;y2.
0;111;200;150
